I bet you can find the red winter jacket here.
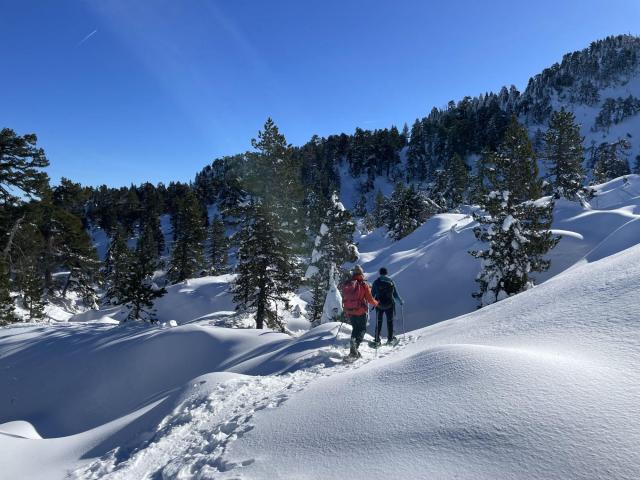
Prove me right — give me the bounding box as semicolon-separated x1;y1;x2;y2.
341;274;378;316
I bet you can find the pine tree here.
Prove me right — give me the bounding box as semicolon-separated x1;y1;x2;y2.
232;200;300;330
11;221;46;321
470;117;559;306
469;151;491;205
23;186;98;299
168;190;206;283
20;257;46;320
353;194;367;217
305;193;358;325
0;260;16;325
208;215;228;275
592;140;631;183
385;183;437;240
544;109;586;199
121;225;166;321
0;128;49;205
431;153;470;210
247;118;305;250
104;226;131;305
372;190;387;228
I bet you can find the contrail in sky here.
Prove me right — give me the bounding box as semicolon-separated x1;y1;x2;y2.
77;29;98;47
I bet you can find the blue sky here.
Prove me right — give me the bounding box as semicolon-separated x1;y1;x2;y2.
2;0;639;187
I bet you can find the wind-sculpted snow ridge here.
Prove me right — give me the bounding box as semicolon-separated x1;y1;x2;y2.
73;331;414;480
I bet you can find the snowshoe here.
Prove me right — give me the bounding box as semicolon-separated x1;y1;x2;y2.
386;337;399;347
344;350;361;363
368;340;382;349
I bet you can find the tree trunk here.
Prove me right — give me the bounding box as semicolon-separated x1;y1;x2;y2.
256;296;264;329
2;215;24;261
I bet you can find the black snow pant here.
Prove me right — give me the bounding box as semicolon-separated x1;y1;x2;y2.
349;314;367;355
375;307;394;342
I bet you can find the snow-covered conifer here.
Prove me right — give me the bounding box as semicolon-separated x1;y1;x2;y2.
471;117;559;306
592;139;631;183
305;193;357;324
385;183;437;240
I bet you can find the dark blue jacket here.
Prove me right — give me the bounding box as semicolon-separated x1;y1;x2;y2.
371;275;403;308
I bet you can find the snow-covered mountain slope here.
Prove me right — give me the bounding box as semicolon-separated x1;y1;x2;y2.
221;243;640;480
82;175;640;335
353;174;640;332
2;225;639;479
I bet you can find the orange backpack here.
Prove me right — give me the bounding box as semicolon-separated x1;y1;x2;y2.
341;279;366;315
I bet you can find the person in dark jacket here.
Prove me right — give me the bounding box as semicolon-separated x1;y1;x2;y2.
341;265;378;359
371;267;403;345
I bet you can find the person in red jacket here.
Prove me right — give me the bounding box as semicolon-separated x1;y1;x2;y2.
341;265;378;359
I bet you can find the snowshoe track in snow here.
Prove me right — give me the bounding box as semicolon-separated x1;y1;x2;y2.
74;331;417;479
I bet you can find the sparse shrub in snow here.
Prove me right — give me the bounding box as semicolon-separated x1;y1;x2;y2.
471;117;559;307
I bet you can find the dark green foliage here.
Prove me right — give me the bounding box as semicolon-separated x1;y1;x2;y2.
384;183;437;240
544;109;586;199
36;188;99;300
0;260;16;325
121;225;166;321
469;151;491;205
520;35;640;123
247;118;306;249
232;200;300;330
431;153;470;210
592;139;631;183
353;194;367;217
594;95;640;130
104;227;131;305
232;119;303;330
633;155;640;175
372;190;387;228
14;222;46;320
168;190;206;283
470;117;559;306
208;215;228;275
0;128;49;205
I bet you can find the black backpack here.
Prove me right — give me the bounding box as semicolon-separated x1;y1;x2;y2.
376;279;395;310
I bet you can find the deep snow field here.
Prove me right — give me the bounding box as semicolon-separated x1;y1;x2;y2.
2;176;640;479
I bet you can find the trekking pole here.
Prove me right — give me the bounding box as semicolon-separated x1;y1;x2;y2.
334;320;344;343
401;304;406;339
